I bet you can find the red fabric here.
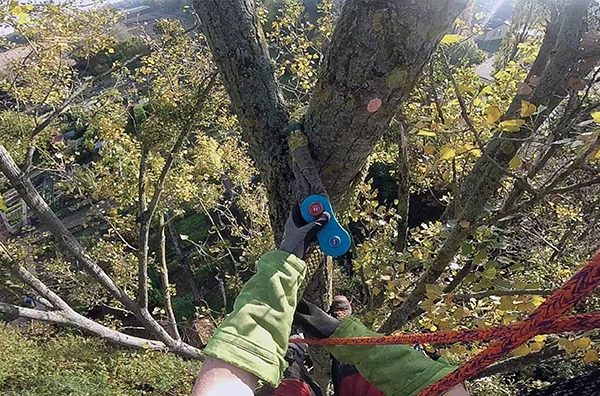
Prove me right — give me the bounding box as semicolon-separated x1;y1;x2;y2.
338;373;384;396
273;379;315;396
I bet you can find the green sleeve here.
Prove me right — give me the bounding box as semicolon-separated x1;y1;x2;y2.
327;317;456;396
203;250;306;387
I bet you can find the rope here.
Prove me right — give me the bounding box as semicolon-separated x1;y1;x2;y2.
421;248;600;395
290;249;600;395
290;311;600;346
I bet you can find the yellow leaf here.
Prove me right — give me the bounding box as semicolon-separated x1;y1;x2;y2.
583;349;599;363
512;344;530;356
440;34;463;45
485;106;502;124
108;48;115;54
558;339;576;354
499;119;525;132
439;146;456;161
592;112;600;123
533;335;547;343
508;155;523;170
573;337;592;350
520;100;537;117
593;149;600;160
530;341;544;352
418;130;436;137
424;145;435;155
531;295;545;307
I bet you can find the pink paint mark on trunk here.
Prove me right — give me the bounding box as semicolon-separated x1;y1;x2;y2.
367;98;382;113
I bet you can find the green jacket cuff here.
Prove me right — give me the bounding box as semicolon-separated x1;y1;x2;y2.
328;317;456;396
203;250;306;386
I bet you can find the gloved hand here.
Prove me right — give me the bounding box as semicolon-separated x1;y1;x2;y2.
293;298;341;339
279;204;328;259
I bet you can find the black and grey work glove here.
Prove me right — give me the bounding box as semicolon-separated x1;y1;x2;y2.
279;204;328;259
293;298;341;339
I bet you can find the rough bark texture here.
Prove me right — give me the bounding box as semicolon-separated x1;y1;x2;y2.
195;0;467;237
304;0;468;205
0;302;170;352
302;255;333;392
395;121;410;252
379;0;589;333
194;0;292;239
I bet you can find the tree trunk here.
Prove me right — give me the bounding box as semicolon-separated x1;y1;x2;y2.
304;0;468;205
195;0;468;238
194;0;292;239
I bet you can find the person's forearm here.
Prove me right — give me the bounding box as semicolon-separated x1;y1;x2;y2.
193;357;258;396
445;384;469;396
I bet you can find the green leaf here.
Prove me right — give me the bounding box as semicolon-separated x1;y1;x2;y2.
508;155;523;170
482;267;497;280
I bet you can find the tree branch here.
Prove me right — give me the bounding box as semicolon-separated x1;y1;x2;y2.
396;120;410;252
0;249;199;357
159;212;180;340
0;145;202;359
473;345;562;379
137;73;218;310
453;289;554;301
379;0;589;333
0;302;173;353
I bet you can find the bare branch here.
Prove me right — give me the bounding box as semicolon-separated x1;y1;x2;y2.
473;345;562;379
0;145;202;359
0;302;175;353
159;212;180;340
137;72;218;310
453;289;554;301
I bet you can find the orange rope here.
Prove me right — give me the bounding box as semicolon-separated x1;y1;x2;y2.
289;249;600;396
289;312;600;346
421;248;600;395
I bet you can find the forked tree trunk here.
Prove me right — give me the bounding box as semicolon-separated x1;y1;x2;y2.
194;0;468;237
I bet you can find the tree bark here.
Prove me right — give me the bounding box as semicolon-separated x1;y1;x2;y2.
194;0;292;239
0;246;200;358
195;0;468;237
395;120;410;252
159;212;181;340
304;0;468;205
379;0;590;333
0;302;174;353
